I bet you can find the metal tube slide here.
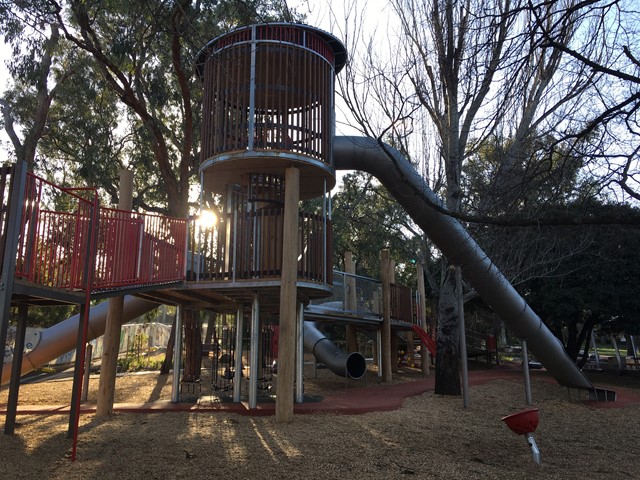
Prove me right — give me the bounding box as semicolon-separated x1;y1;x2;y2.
2;296;158;385
304;322;367;379
333;136;592;389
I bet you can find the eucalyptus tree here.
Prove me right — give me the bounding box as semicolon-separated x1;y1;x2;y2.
0;6;72;170
523;203;640;367
2;0;299;215
331;171;424;284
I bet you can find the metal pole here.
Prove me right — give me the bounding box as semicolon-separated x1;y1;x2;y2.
322;179;327;286
233;305;244;403
5;304;28;434
526;433;542;466
0;161;28;421
249;294;259;409
69;193;98;461
224;185;233;276
198;171;204;280
232;195;238;282
522;340;533;406
376;329;383;380
247;26;257;151
171;306;183;403
82;343;93;403
342;272;347;310
457;269;469;409
612;335;625;371
295;302;304;403
591;330;600;370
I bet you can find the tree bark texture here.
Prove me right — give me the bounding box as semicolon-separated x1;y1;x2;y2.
182;309;202;382
435;264;461;395
160;314;177;375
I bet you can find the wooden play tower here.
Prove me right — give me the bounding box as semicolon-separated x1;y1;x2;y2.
195;23;347;420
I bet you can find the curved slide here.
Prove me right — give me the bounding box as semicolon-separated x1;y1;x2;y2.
333;135;593;390
1;296;157;386
304;322;367;379
2;295;363;386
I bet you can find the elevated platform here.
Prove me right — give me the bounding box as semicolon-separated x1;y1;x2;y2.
136;278;333;314
304;302;414;331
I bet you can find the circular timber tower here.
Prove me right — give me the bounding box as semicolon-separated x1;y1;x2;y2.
196;24;347;418
197;23;346;197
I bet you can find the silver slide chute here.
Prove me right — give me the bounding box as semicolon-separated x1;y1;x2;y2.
333;135;592;390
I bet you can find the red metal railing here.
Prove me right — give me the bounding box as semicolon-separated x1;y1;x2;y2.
14;173;97;290
93;208;187;290
9;171;186;293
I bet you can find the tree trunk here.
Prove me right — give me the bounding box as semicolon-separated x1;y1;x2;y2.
435;263;461;395
205;312;215;345
625;333;634;357
182;309;202;382
160;313;177;374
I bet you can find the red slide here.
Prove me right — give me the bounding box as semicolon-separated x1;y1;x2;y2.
411;324;436;357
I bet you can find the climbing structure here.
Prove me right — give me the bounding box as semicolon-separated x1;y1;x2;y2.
195;24;347;417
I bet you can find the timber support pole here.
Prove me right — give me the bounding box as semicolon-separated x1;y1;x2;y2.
345;251;358;353
276;166;300;422
417;264;430;375
96;169;133;417
381;249;393;382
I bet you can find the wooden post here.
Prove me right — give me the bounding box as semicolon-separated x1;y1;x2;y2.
96;169;133;417
407;331;415;368
391;332;399;373
276;167;299;422
344;251;358;353
249;296;260;409
417;264;430;375
380;249;393;382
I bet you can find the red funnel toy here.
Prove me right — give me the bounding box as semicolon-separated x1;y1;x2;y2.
502;408;541;465
501;408;539;435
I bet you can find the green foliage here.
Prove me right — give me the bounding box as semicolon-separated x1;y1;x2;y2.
463;134;592;218
117;355;163;372
118;332;163;372
331;171;424;285
17;305;77;329
522;202;640;365
31;53;124;201
1;0;304;215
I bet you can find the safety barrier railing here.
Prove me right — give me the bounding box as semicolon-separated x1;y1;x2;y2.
1;168;186;294
310;271;415;323
14;173;98;291
391;283;414;323
0;165;15;275
93;208;187;290
319;271;382;315
187;208;332;285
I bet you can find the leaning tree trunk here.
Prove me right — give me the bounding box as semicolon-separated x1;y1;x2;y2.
160;314;177;374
